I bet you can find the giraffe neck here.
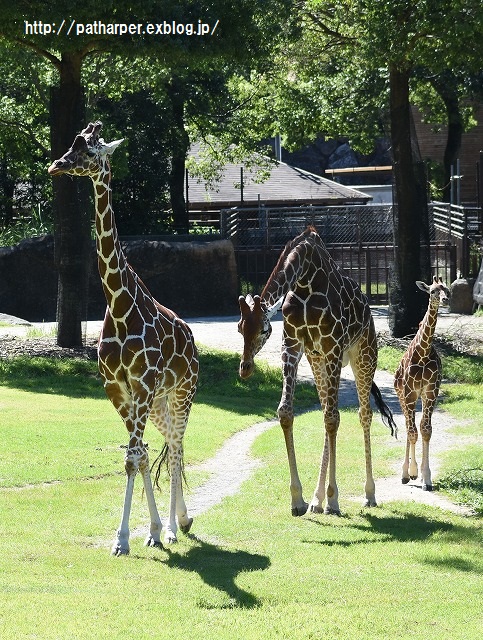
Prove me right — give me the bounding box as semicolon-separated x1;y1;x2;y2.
413;297;440;358
91;162;135;319
261;233;333;306
261;249;304;306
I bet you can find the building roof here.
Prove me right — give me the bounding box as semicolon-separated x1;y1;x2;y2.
186;151;372;211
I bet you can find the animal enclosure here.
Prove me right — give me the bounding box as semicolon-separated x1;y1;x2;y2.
221;205;459;303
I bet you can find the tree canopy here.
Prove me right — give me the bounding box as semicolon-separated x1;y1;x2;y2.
1;0;483;339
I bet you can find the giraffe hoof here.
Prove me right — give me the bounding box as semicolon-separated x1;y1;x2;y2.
164;532;178;545
422;484;433;492
410;475;418;480
111;544;129;557
180;518;193;534
364;499;377;508
324;506;341;516
401;478;410;485
309;504;324;514
145;536;164;550
292;502;309;517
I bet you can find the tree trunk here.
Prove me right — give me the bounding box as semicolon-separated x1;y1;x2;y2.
0;158;15;227
50;52;91;347
433;74;464;203
388;64;431;337
167;77;189;234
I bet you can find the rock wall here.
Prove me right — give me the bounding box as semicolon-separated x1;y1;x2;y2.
0;235;239;322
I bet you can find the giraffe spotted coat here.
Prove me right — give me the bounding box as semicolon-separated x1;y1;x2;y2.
49;122;198;555
238;227;396;516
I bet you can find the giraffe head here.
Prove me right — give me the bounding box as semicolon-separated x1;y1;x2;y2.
48;121;123;179
237;294;283;379
416;276;450;307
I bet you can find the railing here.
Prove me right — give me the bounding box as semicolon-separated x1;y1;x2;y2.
221;205;394;248
218;202;483;299
430;202;482;277
431;202;481;238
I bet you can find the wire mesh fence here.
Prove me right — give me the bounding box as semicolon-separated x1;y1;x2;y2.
221;204;393;248
221;205;460;303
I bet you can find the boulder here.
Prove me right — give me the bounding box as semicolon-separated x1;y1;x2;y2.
450;277;475;314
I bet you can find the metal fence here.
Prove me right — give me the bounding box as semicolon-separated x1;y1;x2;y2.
221;204;461;303
430;202;482;277
221;204;393;248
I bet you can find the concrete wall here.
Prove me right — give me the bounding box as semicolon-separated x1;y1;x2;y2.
0;235;239;322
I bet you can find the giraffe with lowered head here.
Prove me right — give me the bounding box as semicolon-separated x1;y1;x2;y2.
394;277;450;491
48;122;198;555
238;227;397;516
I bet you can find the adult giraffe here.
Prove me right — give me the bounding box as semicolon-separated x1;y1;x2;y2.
394;277;450;491
48;122;198;555
238;227;396;516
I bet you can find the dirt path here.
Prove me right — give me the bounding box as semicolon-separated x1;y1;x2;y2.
184;314;475;518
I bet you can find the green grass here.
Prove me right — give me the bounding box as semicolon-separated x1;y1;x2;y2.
0;348;481;639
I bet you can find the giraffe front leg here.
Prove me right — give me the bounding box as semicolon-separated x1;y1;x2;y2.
323;407;340;515
279;345;307;516
309;432;329;513
279;406;308;516
402;407;418;483
112;448;145;556
307;354;328;514
112;468;136;556
419;400;435;491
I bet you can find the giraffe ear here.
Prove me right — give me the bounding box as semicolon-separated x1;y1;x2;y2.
71;135;89;152
416;281;430;293
239;295;251;316
266;296;284;320
99;138;124;156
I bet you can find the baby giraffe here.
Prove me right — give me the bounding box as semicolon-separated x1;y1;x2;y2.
394;277;450;491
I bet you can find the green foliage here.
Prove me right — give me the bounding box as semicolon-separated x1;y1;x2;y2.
0;41;52;228
0;205;52;246
439;466;483;516
96;90;173;234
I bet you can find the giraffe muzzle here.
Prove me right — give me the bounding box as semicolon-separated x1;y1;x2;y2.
239;359;254;379
48;160;66;176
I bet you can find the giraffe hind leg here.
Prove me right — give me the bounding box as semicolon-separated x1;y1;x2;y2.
150;388;195;543
419;397;436;491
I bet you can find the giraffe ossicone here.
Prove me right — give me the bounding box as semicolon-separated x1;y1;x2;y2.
49;121;199;555
394;276;450;491
238;226;397;516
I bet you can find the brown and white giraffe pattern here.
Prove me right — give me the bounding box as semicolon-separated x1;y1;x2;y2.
48;122;198;555
394;277;450;491
238;227;395;516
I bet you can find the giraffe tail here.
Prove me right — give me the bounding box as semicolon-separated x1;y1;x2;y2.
150;443;188;490
370;382;398;439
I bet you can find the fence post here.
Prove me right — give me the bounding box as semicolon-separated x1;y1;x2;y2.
365;247;372;303
462;208;469;277
450;244;457;283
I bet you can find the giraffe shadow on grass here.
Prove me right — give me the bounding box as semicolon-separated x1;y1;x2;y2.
143;535;270;609
304;508;458;548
